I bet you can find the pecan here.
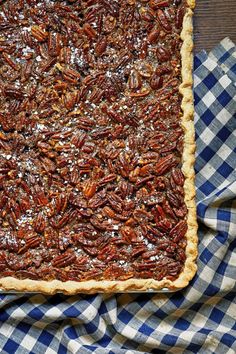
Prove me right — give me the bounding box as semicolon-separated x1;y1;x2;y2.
102;206;116;218
143;192;164;206
140;8;155;22
169;220;187;243
107;192;123;213
20;181;31;194
76;117;94;131
156;218;173;231
176;5;185;29
40;156;56;173
129;89;150;98
106;109;124;124
83;181;97;199
128;70;142;90
149;0;170;9
55;194;68;214
62;68;81;83
101;0;120;18
134;261;157;271
2;52;19;70
167;190;181;208
91;127;112;139
33;186;48;206
120;226;137;243
71;132;87;148
137;62;153;78
147;28;160;44
89;87;104;104
162;199;177;219
74;234;105;248
135;175;154;188
18;234;41;254
150;73;163;90
33;213;46;233
82;268;103;280
59;47;71;63
155;154;178;175
90;215;111;231
139;41;148;59
6;252;31;271
31;26;48;42
95;37;107;56
139;164;153;176
156;9;172;31
155;64;172;76
142;250;159;259
40;57;57;73
70;169;80;185
52;252;76;268
175;247;186;262
83;246;99;257
156;45;171;62
98;244;118;262
118;180;134;199
83;23;97;39
174;205;187;219
171;168;184;186
132;246;147;258
54;210;78;229
4;86;23;100
142;223;164;239
133;208;153;222
48;32;61;57
139;152;160;165
98;174;117;187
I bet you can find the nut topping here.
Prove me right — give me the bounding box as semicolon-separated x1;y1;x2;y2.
0;0;188;283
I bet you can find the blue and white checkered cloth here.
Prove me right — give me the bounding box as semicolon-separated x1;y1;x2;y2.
0;38;235;354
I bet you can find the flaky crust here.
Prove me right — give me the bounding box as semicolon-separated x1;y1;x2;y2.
0;1;197;294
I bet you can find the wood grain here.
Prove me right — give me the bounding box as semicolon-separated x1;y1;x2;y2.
194;0;236;53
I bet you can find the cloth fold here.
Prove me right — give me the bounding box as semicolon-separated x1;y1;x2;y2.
0;38;236;354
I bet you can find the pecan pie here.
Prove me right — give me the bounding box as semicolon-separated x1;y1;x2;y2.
0;0;197;293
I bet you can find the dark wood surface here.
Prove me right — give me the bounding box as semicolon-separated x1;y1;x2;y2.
194;0;236;53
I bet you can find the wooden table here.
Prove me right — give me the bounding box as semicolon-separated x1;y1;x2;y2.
194;0;236;53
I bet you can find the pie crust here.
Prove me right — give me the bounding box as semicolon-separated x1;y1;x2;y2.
0;0;198;294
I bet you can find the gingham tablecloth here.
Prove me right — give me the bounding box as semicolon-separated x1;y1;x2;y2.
0;38;236;354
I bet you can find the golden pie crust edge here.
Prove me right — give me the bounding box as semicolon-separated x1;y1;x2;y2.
0;1;198;294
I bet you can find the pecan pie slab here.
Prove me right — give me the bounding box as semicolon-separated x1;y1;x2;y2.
0;0;197;294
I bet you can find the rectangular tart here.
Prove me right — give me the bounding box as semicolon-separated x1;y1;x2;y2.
0;0;197;294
